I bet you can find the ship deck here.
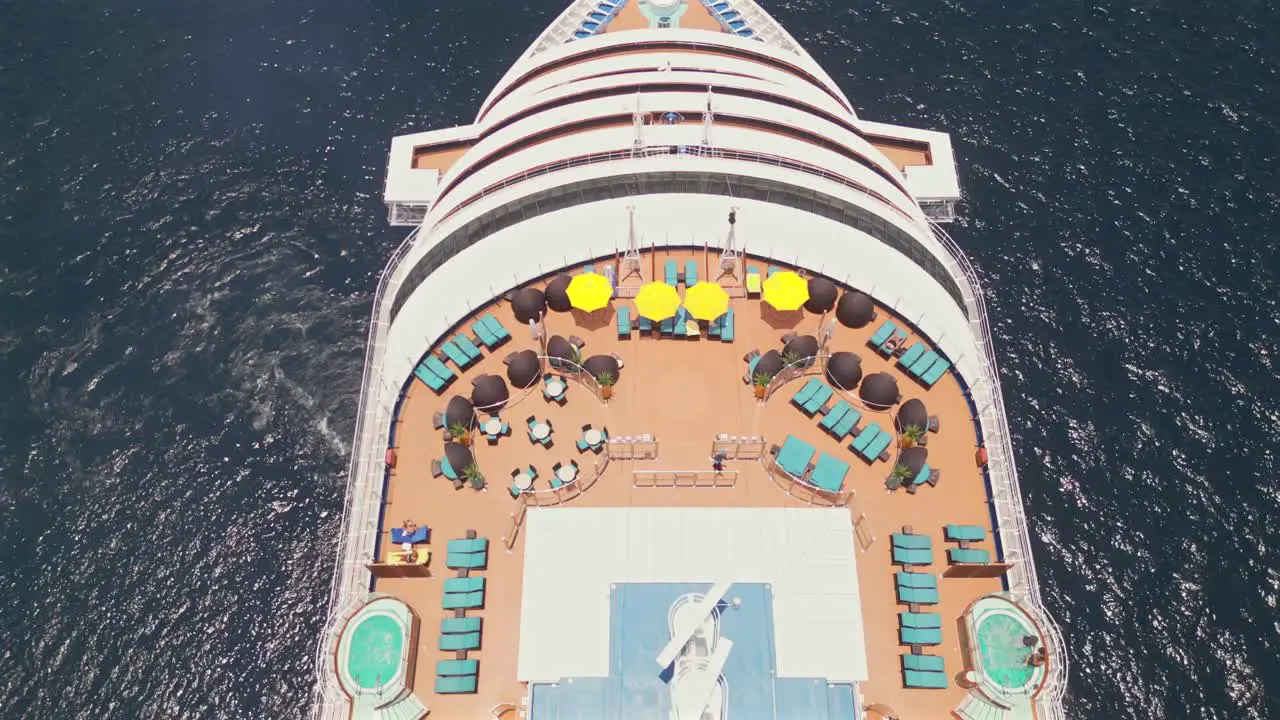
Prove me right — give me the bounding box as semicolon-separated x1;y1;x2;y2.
369;248;1034;719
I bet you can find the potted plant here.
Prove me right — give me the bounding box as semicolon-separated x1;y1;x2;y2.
781;349;802;368
752;371;774;399
886;463;912;491
448;421;471;447
462;463;485;490
901;423;926;448
596;370;616;400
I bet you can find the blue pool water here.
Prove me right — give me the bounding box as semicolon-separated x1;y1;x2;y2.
530;582;855;720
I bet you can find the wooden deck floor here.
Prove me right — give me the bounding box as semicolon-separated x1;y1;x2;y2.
372;248;1008;718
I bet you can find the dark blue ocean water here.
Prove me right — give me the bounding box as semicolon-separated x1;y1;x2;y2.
0;0;1276;717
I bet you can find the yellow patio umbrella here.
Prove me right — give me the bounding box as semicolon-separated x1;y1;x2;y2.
684;281;730;321
762;271;809;311
634;282;681;321
565;272;612;312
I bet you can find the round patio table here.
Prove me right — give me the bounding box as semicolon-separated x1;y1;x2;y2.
514;472;533;491
483;418;503;435
532;423;551;440
557;465;578;483
585;429;603;446
545;379;565;397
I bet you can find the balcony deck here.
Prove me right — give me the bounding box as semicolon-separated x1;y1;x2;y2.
373;248;1015;719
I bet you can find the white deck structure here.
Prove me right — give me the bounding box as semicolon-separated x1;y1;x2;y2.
516;507;868;684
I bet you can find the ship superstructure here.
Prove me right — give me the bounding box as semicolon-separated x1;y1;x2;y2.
314;3;1067;719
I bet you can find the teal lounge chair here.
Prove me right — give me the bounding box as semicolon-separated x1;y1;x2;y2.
920;358;951;387
441;340;472;368
863;430;894;461
767;266;781;277
425;355;456;380
448;538;489;554
908;350;939;378
948;548;992;564
895;585;940;605
455;334;483;359
897;342;926;369
801;384;833;415
472;321;499;348
436;659;478;677
708;313;722;337
868;321;896;349
660;316;675;334
617;306;631;337
892;546;932;566
481;313;511;341
439;632;481;651
944;525;986;543
899;627;943;646
446;551;488;570
849;424;879;453
444;577;486;594
442;590;485;610
899;612;943;629
582;264;594;274
684;260;698;285
891;533;932;551
435;674;478;694
820;400;852;432
895;572;937;589
673;307;689;337
638;316;652;333
441;617;482;634
665;260;679;286
414;364;447;393
790;377;822;407
902;653;946;673
720;308;734;342
831;412;859;438
903;669;948;689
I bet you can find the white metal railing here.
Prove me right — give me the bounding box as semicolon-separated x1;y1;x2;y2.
928;221;1070;716
311;227;421;720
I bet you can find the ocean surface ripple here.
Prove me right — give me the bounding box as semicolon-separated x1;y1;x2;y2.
0;0;1277;717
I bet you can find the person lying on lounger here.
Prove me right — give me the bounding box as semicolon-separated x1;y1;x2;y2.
402;519;418;535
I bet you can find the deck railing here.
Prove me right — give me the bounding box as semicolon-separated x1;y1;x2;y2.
927;221;1069;716
311;228;420;720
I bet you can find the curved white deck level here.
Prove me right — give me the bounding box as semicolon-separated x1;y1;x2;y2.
315;4;1065;719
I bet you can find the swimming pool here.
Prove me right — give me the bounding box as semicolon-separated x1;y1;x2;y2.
965;595;1046;699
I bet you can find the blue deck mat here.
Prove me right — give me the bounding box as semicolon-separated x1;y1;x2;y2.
529;582;856;720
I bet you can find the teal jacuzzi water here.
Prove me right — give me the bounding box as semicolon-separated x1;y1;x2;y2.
976;612;1035;690
966;595;1046;699
347;613;405;690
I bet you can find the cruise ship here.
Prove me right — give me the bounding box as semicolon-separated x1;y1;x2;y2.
312;2;1068;719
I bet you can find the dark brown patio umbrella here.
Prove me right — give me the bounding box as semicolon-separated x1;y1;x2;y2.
898;446;928;475
545;274;573;312
511;287;547;324
546;335;576;364
443;442;473;473
444;396;475;428
783;334;819;362
836;291;876;328
859;372;901;409
470;374;510;411
505;349;541;388
896;398;928;431
804;277;839;314
753;349;784;378
825;351;863;390
582;354;620;381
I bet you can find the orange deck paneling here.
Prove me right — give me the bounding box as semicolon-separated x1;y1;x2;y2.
373;248;1012;718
